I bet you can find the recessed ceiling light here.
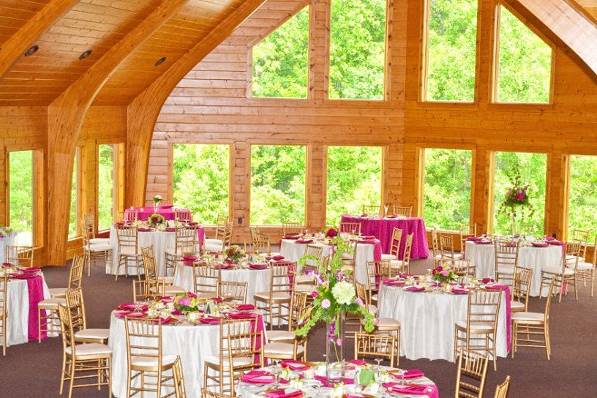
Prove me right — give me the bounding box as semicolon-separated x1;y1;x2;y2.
155;56;167;67
24;45;39;57
79;49;92;60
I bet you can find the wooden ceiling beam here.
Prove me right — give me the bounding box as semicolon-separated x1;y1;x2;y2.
125;0;268;208
46;0;188;265
0;0;78;79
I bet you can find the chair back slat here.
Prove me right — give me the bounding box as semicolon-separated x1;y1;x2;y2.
389;227;403;257
194;265;220;296
455;349;489;398
339;222;361;235
117;226;140;255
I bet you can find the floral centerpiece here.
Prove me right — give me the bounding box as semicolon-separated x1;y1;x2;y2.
174;292;202;313
296;237;374;375
224;245;245;264
431;264;457;284
498;169;534;235
148;213;165;227
0;226;14;239
325;227;338;238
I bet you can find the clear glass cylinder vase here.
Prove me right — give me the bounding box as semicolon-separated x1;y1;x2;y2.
325;312;346;381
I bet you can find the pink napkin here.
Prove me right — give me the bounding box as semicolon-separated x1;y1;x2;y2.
10;273;37;279
154;316;177;325
466;236;480;242
547;240;563;246
271;255;285;261
392;369;425;379
314;375;354;387
236;304;255;311
532;241;548;247
404;286;425;292
165;227;176;232
124;312;146;319
383;278;405;287
214;263;234;270
265;389;303;398
475;239;492;245
280;359;310;371
21;267;41;273
199;316;221;325
349;359;367;366
228;312;257;319
296;239;313;244
361;235;376;240
138;227;151;232
241;370;277;384
481;278;494;284
357;239;376;245
160;204;173;209
249;263;268;270
451;288;469;295
383;383;435;396
117;303;148;312
283;235;300;240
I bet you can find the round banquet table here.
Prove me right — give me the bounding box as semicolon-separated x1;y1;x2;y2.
377;284;509;362
124;207;191;221
465;241;562;297
107;227;205;276
236;364;439;398
109;313;220;398
280;239;381;285
5;274;51;345
340;215;429;259
174;264;272;304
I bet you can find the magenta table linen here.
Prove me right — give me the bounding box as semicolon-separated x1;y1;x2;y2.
125;207;191;221
487;284;512;352
341;215;429;259
26;275;47;342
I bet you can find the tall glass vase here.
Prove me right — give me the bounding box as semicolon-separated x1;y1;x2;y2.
325;312;346;381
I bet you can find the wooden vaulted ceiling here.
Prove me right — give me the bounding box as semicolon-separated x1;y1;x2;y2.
0;0;246;106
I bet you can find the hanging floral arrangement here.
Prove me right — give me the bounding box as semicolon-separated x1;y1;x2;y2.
498;169;534;233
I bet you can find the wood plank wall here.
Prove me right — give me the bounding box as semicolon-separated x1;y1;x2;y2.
145;0;597;244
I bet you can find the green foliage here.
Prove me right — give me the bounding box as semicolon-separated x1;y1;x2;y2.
493;152;546;236
252;7;309;98
568;156;597;239
326;146;382;225
98;144;114;230
496;6;551;103
426;0;478;101
423;149;472;230
329;0;386;99
9;151;33;244
68;155;78;238
250;145;306;224
172;144;230;224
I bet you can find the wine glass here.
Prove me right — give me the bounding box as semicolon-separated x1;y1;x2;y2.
374;358;383;381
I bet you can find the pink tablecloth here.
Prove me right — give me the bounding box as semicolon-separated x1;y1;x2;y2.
341;215;429;259
125;207;191;221
487;284;512;352
11;274;47;342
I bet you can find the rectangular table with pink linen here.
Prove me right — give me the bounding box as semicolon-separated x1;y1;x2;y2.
340;215;429;259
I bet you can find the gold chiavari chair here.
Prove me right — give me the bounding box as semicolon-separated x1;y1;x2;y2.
365;261;379;302
172;357;186;397
390;205;412;217
388;233;414;274
452;260;477;277
143;247;186;296
57;305;112;398
570;229;590;244
454;289;502;370
354;332;396;368
174;208;192;223
493;239;519;285
493;375;511;398
193;264;221;299
297;244;325;282
262;291;308;365
116;226;143;280
249;227;272;255
64;288;109;344
576;236;596;297
164;227;197;277
282;223;303;236
512;279;555;360
254;262;293;329
430;228;441;265
381;227;403;262
454;349;489;398
132;279;164;303
217;280;247;304
203;319;262;395
339;222;361;235
266;290;308;343
49;255;84;298
124;318;184;398
438;233;464;266
0;275;7;356
540;241;580;303
361;205;381;216
459;223;478;257
511;266;533;313
82;213;112;277
204;221;233;254
123;209;138;223
5;245;34;267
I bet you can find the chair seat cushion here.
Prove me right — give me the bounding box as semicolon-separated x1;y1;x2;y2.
512;312;544;323
90;238;110;245
381;254;397;261
510;301;525;311
264;342;304;356
131;355;178;371
389;259;407;268
49;287;67;298
266;330;295;342
66;343;112;359
75;328;110;342
376;317;400;331
159;276;175;284
88;243;112;252
543;267;574;276
455;321;494;333
204;355;253;368
254;292;291;302
295;274;316;284
164;286;186;295
577;262;594;271
39;297;66;309
497;266;515;274
204;239;223;252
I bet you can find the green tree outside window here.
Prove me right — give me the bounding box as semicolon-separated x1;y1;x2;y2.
9;151;33;245
98;145;114;230
68;153;79;238
568;155;597;240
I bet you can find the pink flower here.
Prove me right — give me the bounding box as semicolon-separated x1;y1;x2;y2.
336;338;343;346
310;291;319;298
326;228;338;238
436;266;443;272
178;298;191;306
355;297;364;306
440;270;449;277
321;299;331;309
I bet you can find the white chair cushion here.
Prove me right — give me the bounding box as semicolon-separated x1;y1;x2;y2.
512;312;544;323
204;355;253;368
266;330;295;342
88;243;112;252
66;343;112;359
254;292;291;302
49;287;67;298
39;298;66;309
164;286;186;295
74;328;110;342
577;262;594;271
543;267;574;276
90;238;110;245
376;317;400;331
264;342;304;356
455;321;494;333
389;259;406;268
159;276;175;284
131;354;178;371
204;239;224;252
295;274;316;284
381;254;397;261
497;266;515;274
510;301;525;311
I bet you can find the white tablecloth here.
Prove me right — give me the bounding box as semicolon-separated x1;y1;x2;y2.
108;227;177;276
378;285;508;362
280;239;375;284
6;276;50;346
465;241;562;296
174;264;271;304
109;313;220;398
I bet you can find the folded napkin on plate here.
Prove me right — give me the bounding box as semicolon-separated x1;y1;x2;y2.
137;228;152;232
392;369;425;379
451;288;469;295
165;227;176;232
249;263;268;270
466;236;481;242
154;316;177;325
236;304;255;311
348;359;367;366
383;382;433;395
314;375;354;387
199;316;221;325
124;312;146;319
532;241;548;247
227;312;256;319
383;278;405;286
296;239;313;244
404;286;425;292
283;235;300;240
271;255;285;261
280;359;310;371
265;389;303;398
481;278;494;284
10;273;37;279
20;267;41;273
357;239;376;244
117;303;148;311
214;263;234;270
475;239;492;245
159;204;173;209
547;240;563;246
360;235;375;240
113;310;129;319
240;370;276;384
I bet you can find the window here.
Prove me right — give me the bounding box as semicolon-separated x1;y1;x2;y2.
251;145;306;225
423;148;472;230
8;150;34;245
251;6;309;99
326;146;382;225
494;5;552;103
172;144;230;224
568;155;597;239
68;151;80;238
492;152;546;236
424;0;478;101
329;0;387;99
98;144;116;230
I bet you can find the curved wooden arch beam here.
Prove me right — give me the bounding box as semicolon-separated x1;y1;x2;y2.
125;0;268;208
0;0;78;78
46;0;188;265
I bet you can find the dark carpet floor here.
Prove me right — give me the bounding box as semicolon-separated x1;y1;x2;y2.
1;259;596;397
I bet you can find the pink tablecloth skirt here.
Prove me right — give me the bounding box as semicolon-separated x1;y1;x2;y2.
341;215;429;260
125;207;191;221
